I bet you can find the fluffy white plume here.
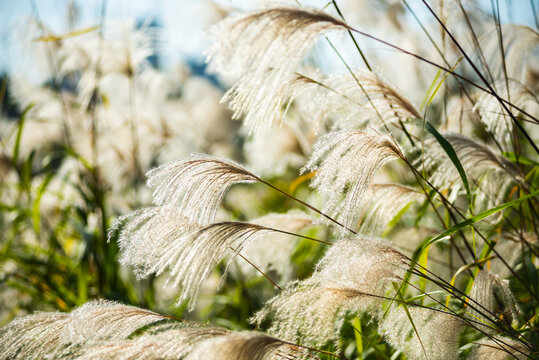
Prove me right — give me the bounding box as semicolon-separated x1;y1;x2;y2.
70;323;230;360
186;331;302;360
418;135;523;209
0;300;164;359
252;236;407;347
303;130;404;231
480;25;539;89
156;222;276;309
469;337;529;360
146;154;259;224
285;70;422;140
110;206;199;279
467;271;521;330
70;324;302;360
474;81;538;149
206;7;349;134
379;305;462;360
111;209;293;309
0;311;70;360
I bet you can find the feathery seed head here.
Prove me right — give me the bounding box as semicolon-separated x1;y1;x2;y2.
186;331;301;360
469;337;529;360
109;206;199;279
379;305;463;360
0;300;164;360
252;236;407;347
206;7;349;134
161;222;275;309
475;81;539;149
114;214;282;310
358;184;423;236
64;322;230;360
468;271;521;330
418;135;522;209
146;154;259;224
288;70;421;136
303;130;404;231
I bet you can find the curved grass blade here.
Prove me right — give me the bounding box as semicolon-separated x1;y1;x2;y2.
422;188;539;251
425;121;472;212
12;104;33;166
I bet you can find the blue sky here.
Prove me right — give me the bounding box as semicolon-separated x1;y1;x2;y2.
0;0;536;79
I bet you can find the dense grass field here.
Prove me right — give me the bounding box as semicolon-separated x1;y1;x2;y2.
0;0;538;359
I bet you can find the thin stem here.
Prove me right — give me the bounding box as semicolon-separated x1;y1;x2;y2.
340;22;539;125
419;0;539;155
235;251;282;291
255;176;358;234
331;0;372;71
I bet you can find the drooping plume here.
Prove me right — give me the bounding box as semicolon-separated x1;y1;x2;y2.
379;305;462;360
70;324;303;360
206;7;349;134
418;134;523;209
155;222;276;309
480;25;539;89
0;311;70;360
468;337;529;360
146;154;259;224
185;331;303;360
467;271;521;330
111;211;297;309
252;236;408;348
69;323;230;360
288;70;422;135
109;206;199;279
474;81;538;150
303;130;404;231
0;300;164;360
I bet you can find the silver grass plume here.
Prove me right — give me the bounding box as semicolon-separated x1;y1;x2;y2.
68;324;302;360
237;211;315;280
252;236;408;348
340;70;421;124
480;25;539;89
146;154;259;224
358;184;423;236
467;271;521;330
109;206;199;279
206;7;349;134
302;130;404;231
474;81;538;149
0;300;164;360
319;70;421;128
289;70;421;134
68;323;230;360
378;304;462;360
155;222;275;309
111;210;286;310
418;135;523;209
469;337;529;360
186;331;304;360
0;311;70;360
